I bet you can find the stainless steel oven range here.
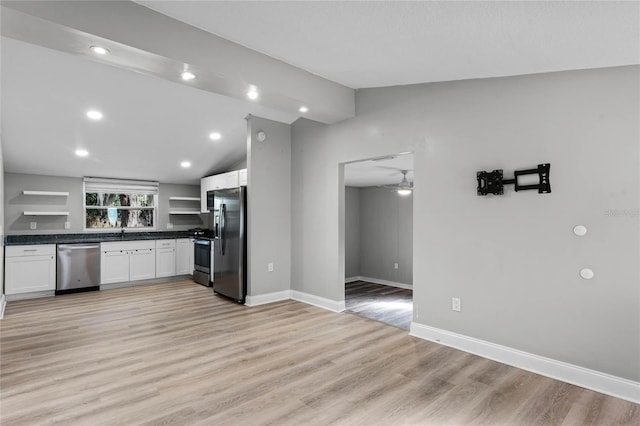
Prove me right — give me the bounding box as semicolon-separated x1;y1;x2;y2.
193;238;213;286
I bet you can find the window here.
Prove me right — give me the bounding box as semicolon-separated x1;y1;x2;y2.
84;178;158;230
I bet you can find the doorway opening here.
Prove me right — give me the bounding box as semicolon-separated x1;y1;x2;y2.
342;153;414;330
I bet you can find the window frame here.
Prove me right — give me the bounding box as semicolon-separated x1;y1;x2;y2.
83;178;159;232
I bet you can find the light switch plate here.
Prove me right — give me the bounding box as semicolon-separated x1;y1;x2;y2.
30;222;37;230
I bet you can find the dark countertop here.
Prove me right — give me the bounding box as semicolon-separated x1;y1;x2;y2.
5;230;213;246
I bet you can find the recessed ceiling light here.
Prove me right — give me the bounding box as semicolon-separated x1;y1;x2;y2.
90;45;109;55
247;85;259;100
209;132;221;141
75;149;89;157
299;106;308;113
181;71;195;81
86;110;103;120
180;161;191;168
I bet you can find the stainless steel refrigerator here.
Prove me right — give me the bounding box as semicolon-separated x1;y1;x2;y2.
208;187;247;303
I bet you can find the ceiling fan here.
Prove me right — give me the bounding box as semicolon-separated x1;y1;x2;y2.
380;169;413;195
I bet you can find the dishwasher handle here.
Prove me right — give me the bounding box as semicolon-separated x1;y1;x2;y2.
58;244;100;250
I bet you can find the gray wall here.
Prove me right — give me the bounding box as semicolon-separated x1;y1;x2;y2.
344;186;361;279
4;173;203;234
357;186;413;285
4;173;83;234
0;135;4;296
246;116;291;297
158;183;205;231
291;66;639;381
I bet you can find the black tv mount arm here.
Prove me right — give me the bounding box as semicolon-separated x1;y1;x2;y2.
477;163;551;196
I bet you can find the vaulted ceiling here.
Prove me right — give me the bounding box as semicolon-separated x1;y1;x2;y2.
2;1;638;185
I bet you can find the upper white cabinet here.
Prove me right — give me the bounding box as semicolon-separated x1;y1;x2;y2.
200;170;242;212
5;245;56;295
239;168;248;186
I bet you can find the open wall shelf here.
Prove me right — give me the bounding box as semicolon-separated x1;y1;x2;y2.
24;211;70;216
23;190;69;196
169;196;200;201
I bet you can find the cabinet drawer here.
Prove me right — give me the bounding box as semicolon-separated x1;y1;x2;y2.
6;244;56;257
101;240;156;252
155;239;176;249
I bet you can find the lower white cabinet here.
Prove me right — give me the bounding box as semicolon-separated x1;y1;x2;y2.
5;244;56;295
176;238;194;275
156;239;176;278
100;241;156;284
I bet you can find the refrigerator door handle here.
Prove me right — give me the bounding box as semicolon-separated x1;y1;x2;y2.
220;203;226;256
210;242;215;283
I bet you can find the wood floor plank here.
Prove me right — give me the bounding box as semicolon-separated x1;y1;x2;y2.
345;281;412;330
1;280;638;425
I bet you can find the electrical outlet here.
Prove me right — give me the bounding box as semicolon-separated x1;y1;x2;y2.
394;262;399;269
64;221;71;229
166;223;174;230
30;222;37;230
452;297;461;312
268;263;274;272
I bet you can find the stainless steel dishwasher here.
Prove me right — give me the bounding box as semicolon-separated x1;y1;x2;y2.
56;243;101;294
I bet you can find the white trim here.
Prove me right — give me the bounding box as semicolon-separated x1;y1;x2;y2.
346;275;413;290
5;291;55;301
0;294;6;319
245;290;291;307
409;322;640;404
290;290;346;312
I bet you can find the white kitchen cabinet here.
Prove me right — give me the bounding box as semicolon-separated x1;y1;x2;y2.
200;175;215;212
100;250;130;284
222;170;239;188
4;244;56;295
176;238;194;275
239;168;248;186
100;241;156;284
155;239;176;278
200;170;241;212
131;248;156;281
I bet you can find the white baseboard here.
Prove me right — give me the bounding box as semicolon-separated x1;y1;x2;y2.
245;290;291;307
410;322;640;404
290;290;346;313
0;294;5;319
5;291;55;302
346;276;412;290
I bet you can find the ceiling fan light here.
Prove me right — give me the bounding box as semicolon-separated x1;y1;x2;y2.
397;188;412;196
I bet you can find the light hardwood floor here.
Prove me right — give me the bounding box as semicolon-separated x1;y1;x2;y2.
1;280;638;425
345;281;412;330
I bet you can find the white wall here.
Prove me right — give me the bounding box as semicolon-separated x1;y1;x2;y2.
291;66;639;382
246;116;292;297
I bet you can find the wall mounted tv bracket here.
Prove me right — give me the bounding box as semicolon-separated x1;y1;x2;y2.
477;163;551;196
